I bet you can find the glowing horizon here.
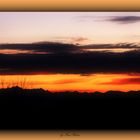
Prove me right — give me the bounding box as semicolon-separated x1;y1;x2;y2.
0;74;140;92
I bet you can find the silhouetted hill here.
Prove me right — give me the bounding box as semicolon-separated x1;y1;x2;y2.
1;86;140;96
0;87;140;130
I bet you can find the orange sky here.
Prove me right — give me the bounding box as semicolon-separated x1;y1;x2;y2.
0;74;140;92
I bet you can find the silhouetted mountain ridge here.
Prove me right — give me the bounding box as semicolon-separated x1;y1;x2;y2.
0;86;140;100
0;86;140;96
0;86;140;130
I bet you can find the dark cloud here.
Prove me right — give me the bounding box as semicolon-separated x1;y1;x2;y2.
0;42;80;54
0;42;140;75
76;15;140;24
107;16;140;24
0;50;140;75
0;42;139;55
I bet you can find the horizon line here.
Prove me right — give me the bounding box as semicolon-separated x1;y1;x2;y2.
1;86;140;94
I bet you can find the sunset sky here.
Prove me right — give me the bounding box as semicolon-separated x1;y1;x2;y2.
1;12;140;44
1;12;140;92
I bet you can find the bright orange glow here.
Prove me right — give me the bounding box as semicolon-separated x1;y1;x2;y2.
84;48;137;53
0;74;140;92
0;49;31;54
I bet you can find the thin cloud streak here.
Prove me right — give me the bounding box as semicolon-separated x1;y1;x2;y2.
107;16;140;24
76;15;140;24
101;77;140;85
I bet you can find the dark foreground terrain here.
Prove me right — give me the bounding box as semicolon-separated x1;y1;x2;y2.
0;86;140;130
